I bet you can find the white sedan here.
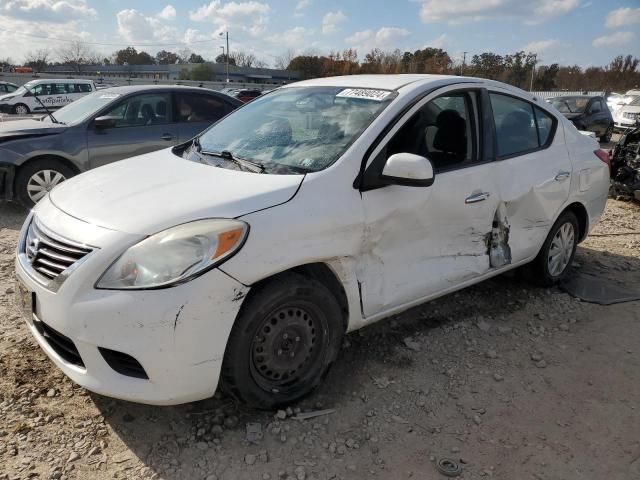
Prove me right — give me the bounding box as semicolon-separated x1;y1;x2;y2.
15;74;610;407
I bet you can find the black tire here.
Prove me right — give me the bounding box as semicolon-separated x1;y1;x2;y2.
15;158;76;208
600;124;613;143
221;272;344;409
12;103;30;115
524;211;579;287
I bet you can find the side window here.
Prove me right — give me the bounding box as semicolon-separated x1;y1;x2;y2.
386;91;478;171
590;100;602;114
102;93;171;127
176;93;229;123
490;93;539;157
534;107;554;146
76;83;92;93
52;83;67;95
8;84;17;92
30;84;51;96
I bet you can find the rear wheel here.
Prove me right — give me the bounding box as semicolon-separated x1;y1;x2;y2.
12;103;30;115
600;124;613;143
221;273;343;409
524;211;579;286
15;159;75;207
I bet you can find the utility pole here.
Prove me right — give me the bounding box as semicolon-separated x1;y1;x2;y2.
461;51;467;76
219;31;229;82
530;58;537;92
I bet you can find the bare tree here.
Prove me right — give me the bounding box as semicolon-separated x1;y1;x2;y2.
24;49;51;73
230;50;258;68
59;41;99;72
275;49;296;70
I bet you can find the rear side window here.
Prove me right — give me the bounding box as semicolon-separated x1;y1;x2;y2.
176;93;231;123
490;93;555;158
69;83;92;93
590;100;602;114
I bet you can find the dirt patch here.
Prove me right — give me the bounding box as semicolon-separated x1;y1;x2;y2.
1;199;639;480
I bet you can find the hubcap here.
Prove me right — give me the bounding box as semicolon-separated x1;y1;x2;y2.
547;222;575;277
15;105;28;114
250;306;324;392
27;169;66;203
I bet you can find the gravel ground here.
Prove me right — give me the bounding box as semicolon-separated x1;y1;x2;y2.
1;198;639;480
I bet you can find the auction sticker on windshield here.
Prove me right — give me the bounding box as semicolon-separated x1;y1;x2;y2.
336;88;392;101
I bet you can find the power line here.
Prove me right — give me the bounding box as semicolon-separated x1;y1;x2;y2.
0;27;220;47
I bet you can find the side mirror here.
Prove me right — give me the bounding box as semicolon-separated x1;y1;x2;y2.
93;116;116;129
380;152;434;187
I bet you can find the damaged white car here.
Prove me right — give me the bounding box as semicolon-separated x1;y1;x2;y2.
14;75;610;407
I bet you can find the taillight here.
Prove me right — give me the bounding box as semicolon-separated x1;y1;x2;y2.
594;149;611;169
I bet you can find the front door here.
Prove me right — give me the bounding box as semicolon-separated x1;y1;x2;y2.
87;92;178;169
488;90;572;263
357;86;500;318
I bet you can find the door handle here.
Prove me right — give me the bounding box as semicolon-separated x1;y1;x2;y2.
465;192;491;204
160;133;174;141
555;171;571;182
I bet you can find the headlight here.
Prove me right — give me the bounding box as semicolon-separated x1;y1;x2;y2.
96;219;248;290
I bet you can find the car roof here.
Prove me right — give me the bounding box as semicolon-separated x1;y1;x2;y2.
551;95;599;100
98;84;226;95
287;74;488;91
25;78;93;84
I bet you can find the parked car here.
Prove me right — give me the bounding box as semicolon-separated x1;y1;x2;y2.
14;75;609;408
0;85;241;206
0;81;18;94
606;92;625;113
548;95;614;142
0;79;96;115
613;90;640;133
232;88;263;103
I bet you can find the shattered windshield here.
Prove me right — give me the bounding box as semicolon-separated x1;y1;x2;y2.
194;86;396;173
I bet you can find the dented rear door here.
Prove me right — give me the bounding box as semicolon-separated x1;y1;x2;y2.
488;89;572;263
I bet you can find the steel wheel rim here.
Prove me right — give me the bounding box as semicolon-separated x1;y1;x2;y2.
15;105;28;114
27;169;66;203
547;222;575;277
250;304;326;393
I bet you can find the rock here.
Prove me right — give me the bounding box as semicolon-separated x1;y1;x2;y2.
416;396;427;407
473;415;482;425
451;446;460;453
485;349;497;359
294;465;306;480
67;452;80;463
206;475;218;480
497;326;512;334
477;318;492;332
88;446;100;456
493;373;504;382
530;352;543;362
536;360;547;368
262;474;272;480
245;454;257;465
403;337;421;352
345;438;356;448
559;323;569;331
46;389;56;398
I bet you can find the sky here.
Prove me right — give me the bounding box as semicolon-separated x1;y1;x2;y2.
0;0;639;68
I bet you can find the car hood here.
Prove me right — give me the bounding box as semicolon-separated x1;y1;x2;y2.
0;119;66;139
49;149;304;235
621;106;640;113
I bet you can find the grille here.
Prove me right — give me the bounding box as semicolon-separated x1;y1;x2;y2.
25;220;92;281
33;318;85;368
99;348;148;379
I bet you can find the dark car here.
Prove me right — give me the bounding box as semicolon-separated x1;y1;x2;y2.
233;89;263;103
548;95;614;142
0;85;241;206
0;81;19;94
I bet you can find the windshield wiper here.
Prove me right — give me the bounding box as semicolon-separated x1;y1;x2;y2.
562;100;573;113
21;84;60;124
200;148;265;173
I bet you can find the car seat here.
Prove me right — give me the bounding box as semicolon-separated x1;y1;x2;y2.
428;109;467;167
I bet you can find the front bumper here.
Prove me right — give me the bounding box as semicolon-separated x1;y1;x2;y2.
0;103;13;114
614;120;638;132
15;198;249;405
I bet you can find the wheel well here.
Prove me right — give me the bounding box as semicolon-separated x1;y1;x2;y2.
563;202;589;242
16;155;80;182
251;263;350;333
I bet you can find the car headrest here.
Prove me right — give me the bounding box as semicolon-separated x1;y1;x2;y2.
433;109;467;155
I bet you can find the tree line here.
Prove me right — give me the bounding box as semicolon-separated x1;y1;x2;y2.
1;40;638;92
283;48;640;92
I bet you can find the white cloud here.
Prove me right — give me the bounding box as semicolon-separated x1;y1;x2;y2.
116;9;178;44
0;0;96;22
189;1;270;37
592;31;636;48
522;39;558;54
418;0;579;24
605;7;640;28
295;0;311;10
345;26;410;52
322;10;347;35
157;5;176;20
424;33;448;49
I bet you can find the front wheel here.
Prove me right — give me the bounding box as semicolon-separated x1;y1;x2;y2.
220;273;344;409
525;211;579;286
15;159;75;207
